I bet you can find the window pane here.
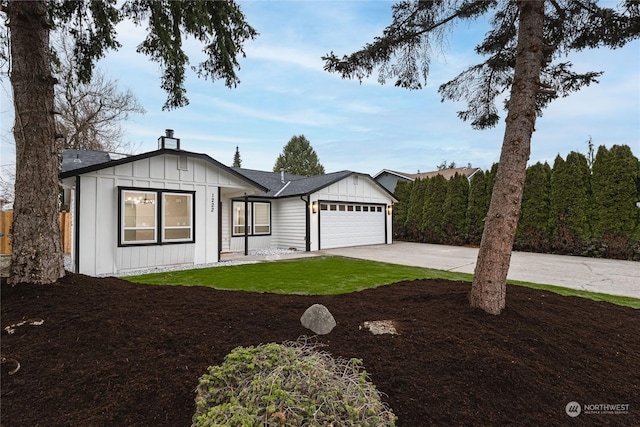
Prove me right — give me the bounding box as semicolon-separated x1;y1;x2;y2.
253;203;270;235
124;229;155;242
124;191;156;227
163;193;193;242
164;194;191;227
164;228;191;240
255;225;270;233
233;201;251;235
122;190;157;244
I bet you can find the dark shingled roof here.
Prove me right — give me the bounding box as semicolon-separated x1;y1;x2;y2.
59;149;268;193
232;168;397;200
61;149;127;172
233;168;355;198
58;149;395;200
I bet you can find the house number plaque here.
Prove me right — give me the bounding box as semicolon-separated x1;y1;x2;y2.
211;193;215;213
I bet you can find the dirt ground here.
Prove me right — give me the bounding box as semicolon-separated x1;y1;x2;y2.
2;273;639;426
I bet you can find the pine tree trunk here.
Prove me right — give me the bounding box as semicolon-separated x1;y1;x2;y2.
469;1;544;315
8;0;65;285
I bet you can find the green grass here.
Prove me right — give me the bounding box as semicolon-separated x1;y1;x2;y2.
125;256;436;295
507;280;640;309
125;256;639;308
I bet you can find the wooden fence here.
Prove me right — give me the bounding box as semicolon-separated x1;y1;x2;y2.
0;211;71;255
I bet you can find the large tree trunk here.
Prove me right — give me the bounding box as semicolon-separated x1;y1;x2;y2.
469;1;544;315
8;0;65;285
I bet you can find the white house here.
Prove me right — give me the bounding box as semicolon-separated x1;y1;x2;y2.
59;134;397;276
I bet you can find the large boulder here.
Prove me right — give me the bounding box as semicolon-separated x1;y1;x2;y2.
300;304;336;335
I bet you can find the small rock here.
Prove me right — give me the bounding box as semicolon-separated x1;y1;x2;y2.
361;320;398;335
300;304;336;335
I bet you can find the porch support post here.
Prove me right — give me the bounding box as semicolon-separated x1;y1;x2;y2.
244;194;248;256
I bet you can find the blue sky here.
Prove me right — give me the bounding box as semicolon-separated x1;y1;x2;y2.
1;0;639;177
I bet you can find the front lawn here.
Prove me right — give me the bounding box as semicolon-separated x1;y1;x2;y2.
125;256;436;295
125;256;639;308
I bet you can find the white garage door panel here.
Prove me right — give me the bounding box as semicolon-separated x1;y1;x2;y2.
320;205;385;249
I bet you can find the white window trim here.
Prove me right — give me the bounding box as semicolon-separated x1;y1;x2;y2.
232;200;251;236
121;190;158;244
161;192;193;243
252;202;271;235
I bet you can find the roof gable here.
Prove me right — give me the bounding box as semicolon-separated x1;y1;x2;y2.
234;168;397;201
373;169;414;180
59;148;268;192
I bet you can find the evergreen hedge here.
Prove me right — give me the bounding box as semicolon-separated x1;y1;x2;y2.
392;145;639;260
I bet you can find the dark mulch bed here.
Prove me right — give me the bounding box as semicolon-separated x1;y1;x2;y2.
2;273;638;426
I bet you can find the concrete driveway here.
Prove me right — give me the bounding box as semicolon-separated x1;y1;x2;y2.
323;242;640;299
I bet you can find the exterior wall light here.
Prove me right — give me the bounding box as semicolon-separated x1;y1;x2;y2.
387;205;392;216
312;201;318;214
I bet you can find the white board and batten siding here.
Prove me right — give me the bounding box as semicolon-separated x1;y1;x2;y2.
311;175;392;250
73;153;255;276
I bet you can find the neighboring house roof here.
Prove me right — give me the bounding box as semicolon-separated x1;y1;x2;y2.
375;167;481;182
234;168;396;200
59;148;269;193
412;167;481;180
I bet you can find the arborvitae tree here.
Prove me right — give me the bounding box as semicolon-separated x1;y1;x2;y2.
590;144;640;259
550;152;591;255
485;163;499;203
442;173;469;245
405;178;428;240
273;135;325;176
421;175;447;244
233;146;242;167
392;180;412;240
516;162;552;252
466;170;489;246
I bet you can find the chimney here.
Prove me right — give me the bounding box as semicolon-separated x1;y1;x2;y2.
158;129;180;150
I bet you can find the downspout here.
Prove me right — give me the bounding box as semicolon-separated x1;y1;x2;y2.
244;194;249;256
300;195;310;252
385;204;390;244
217;187;222;262
73;175;81;273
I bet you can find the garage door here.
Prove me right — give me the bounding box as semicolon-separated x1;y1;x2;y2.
319;203;386;249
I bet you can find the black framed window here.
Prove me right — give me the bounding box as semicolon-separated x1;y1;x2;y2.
119;187;195;246
232;200;271;236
